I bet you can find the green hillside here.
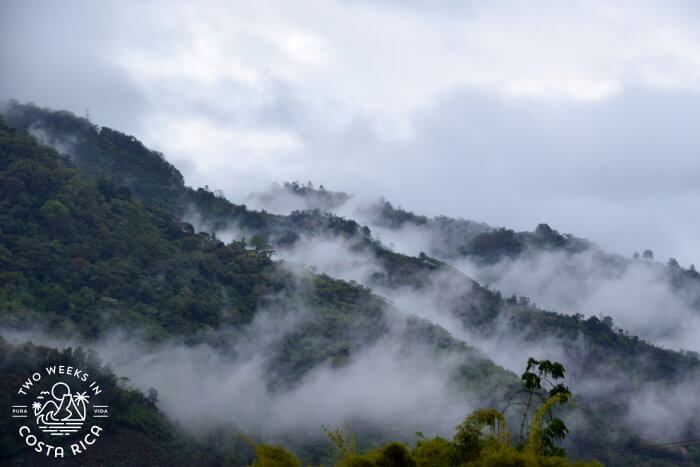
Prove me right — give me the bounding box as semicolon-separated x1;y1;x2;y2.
3;102;700;465
0;111;518;464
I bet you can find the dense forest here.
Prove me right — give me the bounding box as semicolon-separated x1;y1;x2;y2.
2;102;700;465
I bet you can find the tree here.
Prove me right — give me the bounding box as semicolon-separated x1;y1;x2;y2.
242;361;599;467
236;433;301;467
602;315;613;328
147;387;159;405
503;357;572;455
527;392;571;457
412;436;455;467
44;284;71;312
39;199;71;236
249;234;275;257
642;249;654;260
324;423;357;464
453;409;509;462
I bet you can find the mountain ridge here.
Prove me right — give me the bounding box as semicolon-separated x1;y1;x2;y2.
2;101;700;465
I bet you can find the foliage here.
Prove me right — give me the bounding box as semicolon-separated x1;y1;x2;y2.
412;436;456;467
2;101;372;250
454;409;509;461
324;423;358;464
527;393;571;457
364;198;589;262
249;407;600;467
250;444;303;467
507;358;571;452
267;181;352;212
246;360;599;467
0;114;336;341
249;234;275;256
371;199;428;229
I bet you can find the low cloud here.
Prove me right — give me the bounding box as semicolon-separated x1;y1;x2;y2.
0;276;483;443
266;219;700;443
452;250;700;353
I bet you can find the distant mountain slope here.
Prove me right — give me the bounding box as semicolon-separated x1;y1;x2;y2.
248;180;700;350
240;181;700;385
247;181;591;261
361;199;592;262
247;181;351;213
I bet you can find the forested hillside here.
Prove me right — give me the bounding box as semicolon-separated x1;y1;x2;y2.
1;101;370;249
0;110;515;465
2;102;700;465
250;177;700;356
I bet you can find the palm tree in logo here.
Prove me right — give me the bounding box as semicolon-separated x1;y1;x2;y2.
72;391;90;419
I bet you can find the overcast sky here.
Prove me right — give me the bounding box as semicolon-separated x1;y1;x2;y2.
2;0;700;265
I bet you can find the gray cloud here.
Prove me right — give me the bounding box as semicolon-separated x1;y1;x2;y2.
0;1;147;128
3;1;700;267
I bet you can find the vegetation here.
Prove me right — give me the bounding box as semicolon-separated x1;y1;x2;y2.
0;113;279;337
244;355;700;466
359;199;589;262
259;181;352;212
0;109;512;400
1;101;370;250
244;359;600;467
3;102;700;465
247;423;604;467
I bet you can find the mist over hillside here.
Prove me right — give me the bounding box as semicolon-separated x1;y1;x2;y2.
2;102;700;465
247;182;700;353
